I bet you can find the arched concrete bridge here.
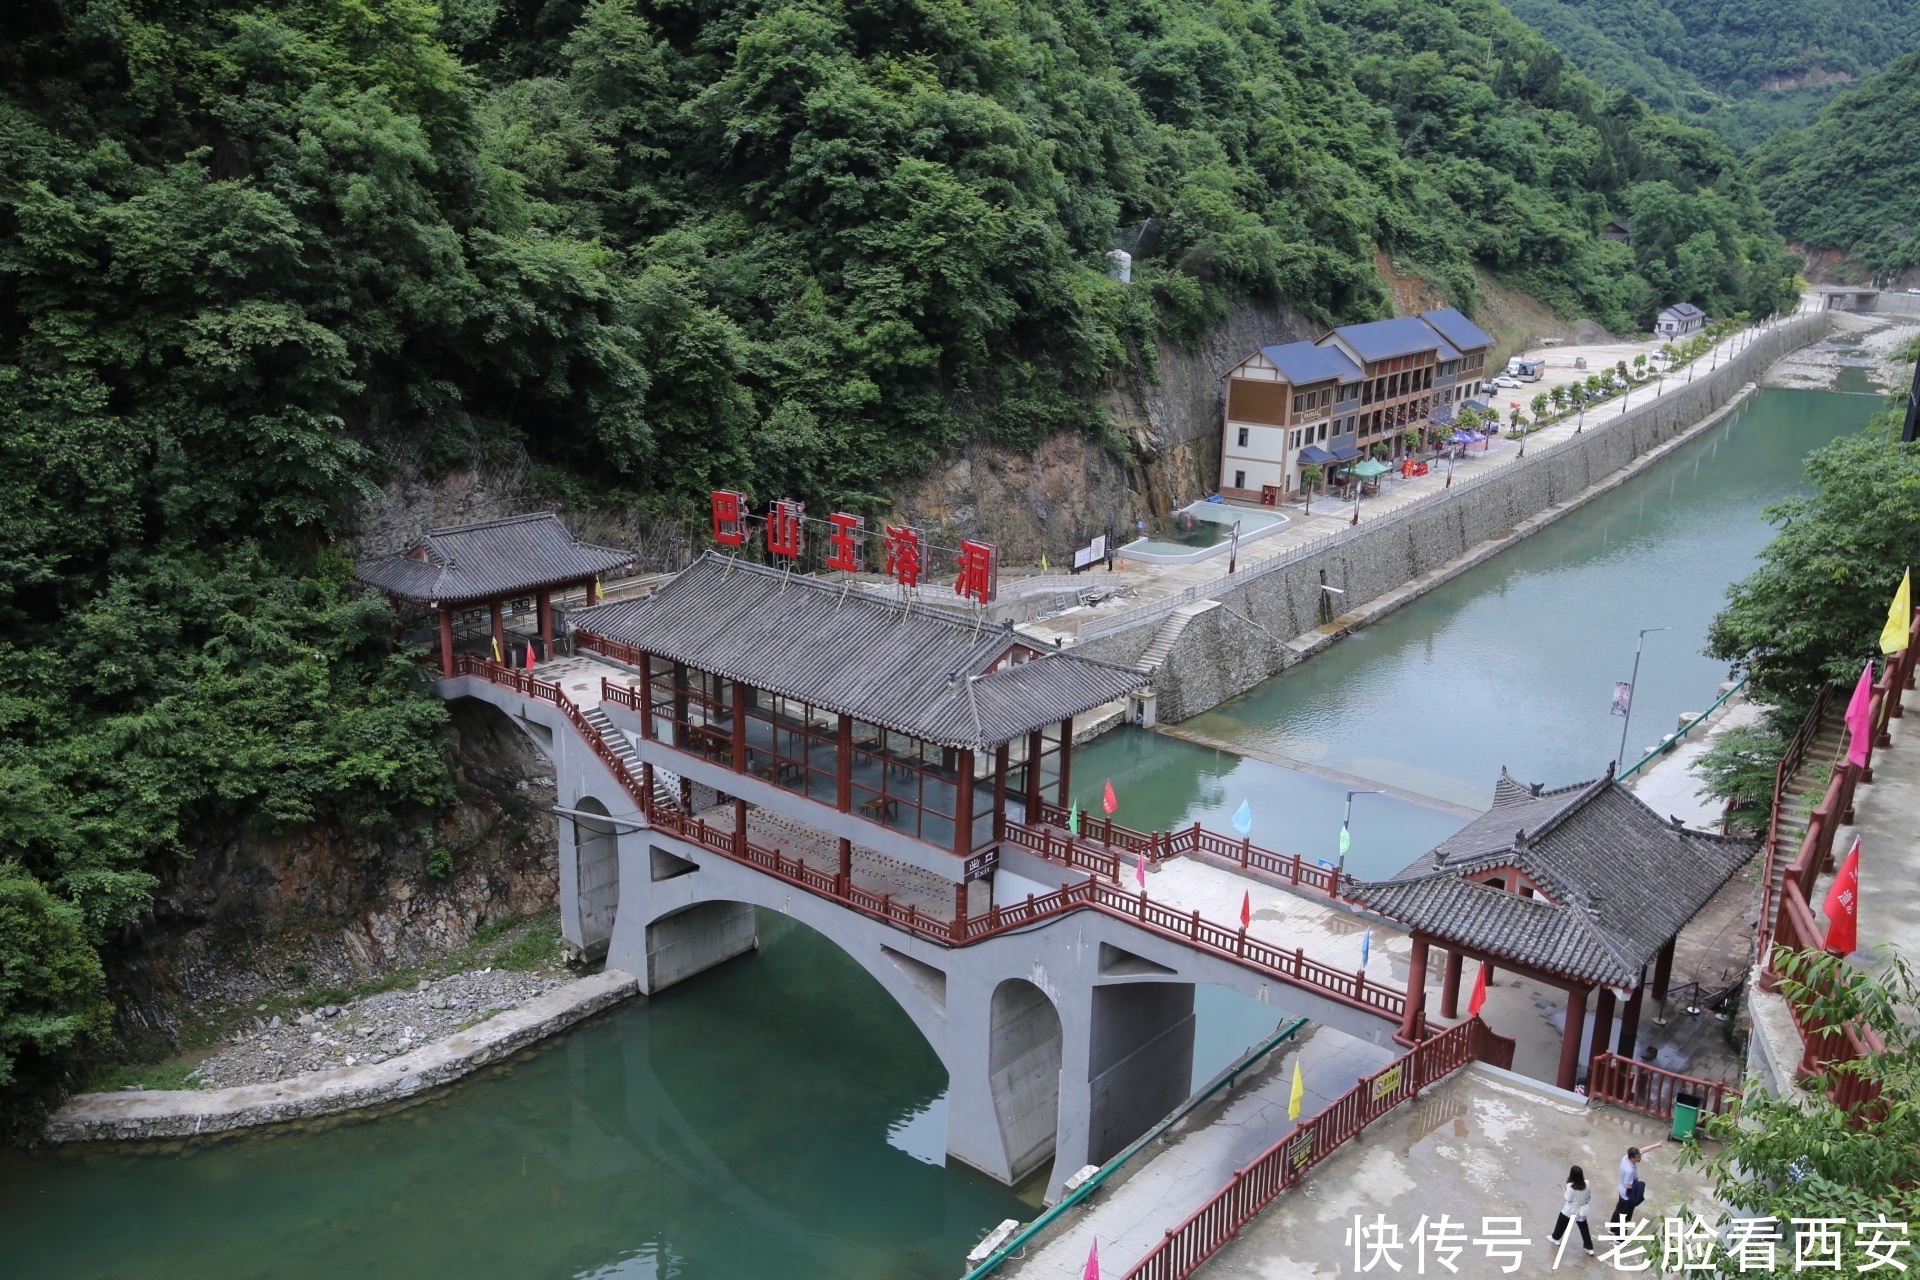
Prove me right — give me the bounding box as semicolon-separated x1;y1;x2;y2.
448;659;1413;1203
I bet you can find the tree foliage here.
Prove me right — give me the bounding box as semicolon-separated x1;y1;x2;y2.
1705;413;1920;709
1688;950;1920;1277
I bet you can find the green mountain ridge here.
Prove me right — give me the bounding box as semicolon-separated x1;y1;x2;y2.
0;0;1795;1130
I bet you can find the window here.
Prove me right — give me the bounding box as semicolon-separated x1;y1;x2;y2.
1317;422;1327;442
1292;393;1303;413
1319;388;1331;407
1236;426;1249;448
1234;469;1246;489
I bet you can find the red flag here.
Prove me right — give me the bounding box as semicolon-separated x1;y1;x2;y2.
1240;891;1252;929
1467;962;1488;1017
525;638;536;670
1082;1239;1100;1280
1823;837;1860;954
1845;661;1875;767
1101;779;1117;815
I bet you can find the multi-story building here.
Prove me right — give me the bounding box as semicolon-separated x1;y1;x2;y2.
1217;308;1494;504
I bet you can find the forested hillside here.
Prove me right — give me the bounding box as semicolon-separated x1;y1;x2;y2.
0;0;1794;1132
1503;0;1920;150
1752;53;1920;273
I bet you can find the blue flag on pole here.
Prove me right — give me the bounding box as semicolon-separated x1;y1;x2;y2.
1231;800;1252;835
1360;928;1372;969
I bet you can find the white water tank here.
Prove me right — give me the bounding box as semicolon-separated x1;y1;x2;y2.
1106;249;1132;284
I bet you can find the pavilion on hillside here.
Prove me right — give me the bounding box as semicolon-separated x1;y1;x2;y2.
354;512;636;676
1348;767;1757;1090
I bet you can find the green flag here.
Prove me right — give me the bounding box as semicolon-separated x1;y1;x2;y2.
1338;824;1351;856
1069;801;1081;834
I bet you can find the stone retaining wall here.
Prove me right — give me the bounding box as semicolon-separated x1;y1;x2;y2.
1076;314;1832;722
46;969;640;1143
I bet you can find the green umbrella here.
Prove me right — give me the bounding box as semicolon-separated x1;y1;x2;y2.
1349;458;1390;478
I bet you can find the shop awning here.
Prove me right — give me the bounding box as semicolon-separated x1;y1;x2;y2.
1298;445;1337;465
1329;443;1363;462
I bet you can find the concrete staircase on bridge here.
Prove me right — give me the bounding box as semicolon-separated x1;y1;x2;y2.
1134;600;1221;675
580;705;683;812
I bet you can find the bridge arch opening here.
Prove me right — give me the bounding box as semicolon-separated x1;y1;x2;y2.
988;978;1063;1183
573;794;619;957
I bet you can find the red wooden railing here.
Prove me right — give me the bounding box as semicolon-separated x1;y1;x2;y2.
1758;607;1919;1116
1124;1018;1516;1280
448;654;1408;1026
1586;1051;1739;1121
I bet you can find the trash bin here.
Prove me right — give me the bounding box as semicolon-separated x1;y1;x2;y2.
1671;1092;1703;1141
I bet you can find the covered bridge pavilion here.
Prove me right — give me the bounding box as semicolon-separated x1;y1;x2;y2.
354;512;635;676
1349;768;1757;1090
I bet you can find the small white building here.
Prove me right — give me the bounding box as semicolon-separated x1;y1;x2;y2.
1655;302;1706;339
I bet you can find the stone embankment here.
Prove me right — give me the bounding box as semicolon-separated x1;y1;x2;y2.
1073;312;1833;721
47;969;639;1143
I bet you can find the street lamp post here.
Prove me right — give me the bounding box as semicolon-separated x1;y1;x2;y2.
1335;789;1384;890
1615;626;1673;771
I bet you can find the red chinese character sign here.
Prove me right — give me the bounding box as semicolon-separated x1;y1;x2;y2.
826;512;865;573
884;525;922;589
767;498;805;561
955;538;998;604
711;490;748;546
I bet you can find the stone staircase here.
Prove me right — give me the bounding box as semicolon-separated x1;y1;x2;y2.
1134;600;1221;675
1769;707;1846;890
580;706;683;811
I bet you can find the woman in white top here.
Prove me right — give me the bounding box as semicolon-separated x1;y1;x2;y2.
1550;1164;1595;1255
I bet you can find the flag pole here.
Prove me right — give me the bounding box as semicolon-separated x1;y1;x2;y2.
1615;627;1671;771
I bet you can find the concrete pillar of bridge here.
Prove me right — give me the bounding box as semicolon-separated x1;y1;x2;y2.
1617;979;1645;1063
1588;985;1616;1083
1082;982;1196;1167
490;599;505;662
438;605;455;678
943;976;1064;1188
1439;949;1464;1020
1399;935;1430;1042
1651;937;1675;1002
1556;985;1588;1092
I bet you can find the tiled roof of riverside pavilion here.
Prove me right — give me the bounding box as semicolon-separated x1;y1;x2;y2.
572;553;1146;751
1347;768;1757;988
354;513;636;606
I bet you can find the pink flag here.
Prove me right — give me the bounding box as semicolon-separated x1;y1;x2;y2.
525;639;536;670
1102;779;1118;815
1823;837;1860;954
1082;1239;1100;1280
1845;661;1875;767
1136;854;1148;891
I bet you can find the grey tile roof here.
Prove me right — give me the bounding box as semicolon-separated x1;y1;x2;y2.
1418;308;1494;354
1325;316;1461;364
1661;302;1706;321
354;513;636;605
1257;341;1363;386
1348;768;1757;987
572;553;1145;750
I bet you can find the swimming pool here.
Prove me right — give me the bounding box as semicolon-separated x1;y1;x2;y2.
1119;501;1289;564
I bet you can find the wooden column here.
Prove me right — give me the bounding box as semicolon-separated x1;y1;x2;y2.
438;606;456;678
1651;937;1675;1002
732;681;748;774
489;600;505;662
587;577;601;606
538;590;553;662
641;761;655;812
1588;985;1616;1082
1399;934;1430;1042
1617;979;1645;1063
837;838;852;892
993;743;1010;841
1440;949;1465;1019
1556;986;1588;1092
1057;718;1074;806
733;797;748;853
1025;729;1044;819
955;748;976;857
639;652;654;739
837;714;853;812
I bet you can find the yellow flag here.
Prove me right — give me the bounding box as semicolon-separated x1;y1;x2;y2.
1041;553;1049;572
1882;568;1912;654
1288;1060;1305;1121
491;635;503;663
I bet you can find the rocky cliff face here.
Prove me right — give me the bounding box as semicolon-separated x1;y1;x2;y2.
896;299;1317;559
110;701;559;1041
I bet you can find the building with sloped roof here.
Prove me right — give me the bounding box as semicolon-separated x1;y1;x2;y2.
1656;302;1706;339
354;512;635;675
1347;767;1756;1091
1217;308;1495;503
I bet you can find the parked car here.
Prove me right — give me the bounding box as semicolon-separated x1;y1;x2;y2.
1492;375;1521;388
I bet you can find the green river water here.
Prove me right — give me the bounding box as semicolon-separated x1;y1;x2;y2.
0;385;1880;1278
